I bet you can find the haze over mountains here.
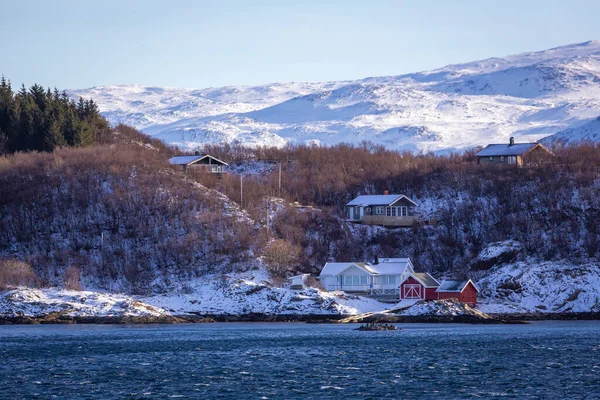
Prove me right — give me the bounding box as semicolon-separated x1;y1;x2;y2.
70;41;600;152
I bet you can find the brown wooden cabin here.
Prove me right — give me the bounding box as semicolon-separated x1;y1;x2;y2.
476;137;554;167
169;154;228;173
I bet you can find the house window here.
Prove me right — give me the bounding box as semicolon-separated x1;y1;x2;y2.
365;207;371;214
386;207;397;217
489;156;493;161
375;206;384;215
500;156;504;162
343;276;367;286
381;275;396;285
400;206;407;217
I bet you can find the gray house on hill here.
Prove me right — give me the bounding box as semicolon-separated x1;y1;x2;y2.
476;137;554;167
169;154;228;173
347;193;418;227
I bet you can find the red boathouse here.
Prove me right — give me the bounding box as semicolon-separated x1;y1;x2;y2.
399;272;440;300
436;279;479;306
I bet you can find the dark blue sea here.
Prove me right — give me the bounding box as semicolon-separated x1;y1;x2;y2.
0;321;599;399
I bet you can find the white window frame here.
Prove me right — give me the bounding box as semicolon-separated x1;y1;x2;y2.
375;206;384;215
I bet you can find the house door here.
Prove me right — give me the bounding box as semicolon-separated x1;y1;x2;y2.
403;284;422;299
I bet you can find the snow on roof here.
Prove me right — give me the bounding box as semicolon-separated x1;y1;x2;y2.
169;155;205;165
476;143;539;157
319;259;414;276
410;272;440;288
319;262;368;276
346;195;417;207
369;259;413;275
436;279;479;293
169;154;229;166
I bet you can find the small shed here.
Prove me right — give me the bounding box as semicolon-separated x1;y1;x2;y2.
399;272;440;300
436;279;479;306
288;274;311;289
169;154;228;173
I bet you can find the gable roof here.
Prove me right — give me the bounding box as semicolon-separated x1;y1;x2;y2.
436;279;479;293
319;262;371;276
403;272;440;288
346;194;418;207
476;143;551;157
319;258;415;276
368;258;414;275
169;154;229;166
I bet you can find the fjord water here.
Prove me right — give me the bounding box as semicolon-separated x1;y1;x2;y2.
0;322;599;399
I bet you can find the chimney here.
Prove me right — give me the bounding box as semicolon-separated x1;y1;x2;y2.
509;137;514;146
374;255;379;265
383;190;389;195
194;151;200;156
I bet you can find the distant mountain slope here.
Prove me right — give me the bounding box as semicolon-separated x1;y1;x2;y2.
541;116;600;145
70;41;600;151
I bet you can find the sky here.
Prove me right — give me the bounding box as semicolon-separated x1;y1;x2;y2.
1;0;599;90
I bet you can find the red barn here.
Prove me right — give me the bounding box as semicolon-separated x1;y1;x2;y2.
399;272;440;300
436;279;479;306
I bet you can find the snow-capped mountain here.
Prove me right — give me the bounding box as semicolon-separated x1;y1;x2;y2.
541;116;600;145
69;41;600;151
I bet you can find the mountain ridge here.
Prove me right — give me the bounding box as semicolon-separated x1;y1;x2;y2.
69;40;600;151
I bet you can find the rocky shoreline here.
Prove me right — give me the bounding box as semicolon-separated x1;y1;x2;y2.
1;311;598;325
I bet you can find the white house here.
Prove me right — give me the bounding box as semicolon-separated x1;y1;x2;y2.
318;258;415;296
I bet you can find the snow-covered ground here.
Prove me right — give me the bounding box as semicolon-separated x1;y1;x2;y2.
0;269;391;318
2;259;599;318
0;288;167;317
478;260;600;314
70;41;600;152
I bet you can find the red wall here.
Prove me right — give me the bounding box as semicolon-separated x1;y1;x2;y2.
400;277;439;300
437;282;478;306
424;287;438;301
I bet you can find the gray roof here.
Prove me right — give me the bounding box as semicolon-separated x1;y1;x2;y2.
319;258;415;276
476;143;539;157
436;279;479;293
346;194;417;207
412;272;440;288
169;154;228;166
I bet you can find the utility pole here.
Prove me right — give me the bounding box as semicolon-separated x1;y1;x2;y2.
278;162;282;198
101;231;104;271
240;174;243;208
266;199;269;239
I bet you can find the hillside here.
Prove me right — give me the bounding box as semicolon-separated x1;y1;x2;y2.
70;41;600;152
542;116;600;145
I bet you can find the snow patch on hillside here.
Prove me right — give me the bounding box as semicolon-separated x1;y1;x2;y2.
144;270;388;315
542;116;600;145
0;288;167;317
478;260;600;313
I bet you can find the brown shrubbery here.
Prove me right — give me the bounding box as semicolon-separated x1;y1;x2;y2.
1;123;598;291
263;239;301;282
0;125;260;291
0;260;40;290
194;141;600;275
